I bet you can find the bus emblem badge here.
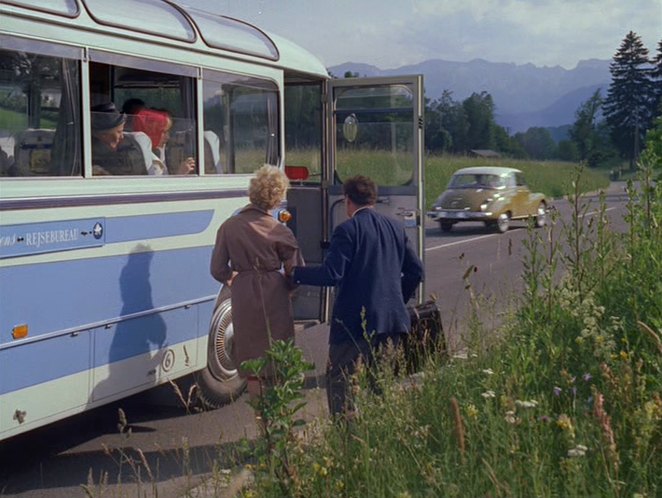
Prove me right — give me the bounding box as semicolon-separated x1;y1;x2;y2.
92;222;103;239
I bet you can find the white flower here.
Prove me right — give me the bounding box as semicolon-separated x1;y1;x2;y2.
567;445;588;457
482;368;494;376
481;390;496;399
504;410;518;424
515;399;539;409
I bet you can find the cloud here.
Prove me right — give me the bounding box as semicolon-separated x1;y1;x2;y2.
181;0;661;69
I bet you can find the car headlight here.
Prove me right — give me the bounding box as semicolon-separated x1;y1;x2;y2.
480;198;493;211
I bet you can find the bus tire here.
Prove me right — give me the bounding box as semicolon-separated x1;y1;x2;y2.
195;287;246;408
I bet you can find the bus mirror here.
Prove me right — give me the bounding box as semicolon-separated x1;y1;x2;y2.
285;165;309;181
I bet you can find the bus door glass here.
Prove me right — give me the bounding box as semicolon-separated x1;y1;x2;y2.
327;76;425;299
284;82;327;323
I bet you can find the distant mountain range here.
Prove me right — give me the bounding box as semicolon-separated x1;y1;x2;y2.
329;59;611;134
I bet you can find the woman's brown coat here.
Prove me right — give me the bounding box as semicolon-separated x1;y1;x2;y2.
210;205;303;374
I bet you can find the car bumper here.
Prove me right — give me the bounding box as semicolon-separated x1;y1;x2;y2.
427;210;493;221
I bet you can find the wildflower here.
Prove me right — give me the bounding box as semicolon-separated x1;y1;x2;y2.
313;462;328;477
504;410;518;424
481;390;496;399
466;404;479;420
482;368;494;376
567;444;588;457
582;373;592;382
538;415;551;423
593;391;619;471
515;399;538;409
450;397;465;460
556;414;573;432
553;386;562;396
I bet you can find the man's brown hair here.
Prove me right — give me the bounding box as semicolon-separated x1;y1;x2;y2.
343;175;378;206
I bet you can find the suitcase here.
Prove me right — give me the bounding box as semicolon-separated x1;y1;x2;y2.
405;299;446;373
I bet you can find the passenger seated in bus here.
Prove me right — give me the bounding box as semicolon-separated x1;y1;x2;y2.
121;98;146;131
91;102;148;175
132;108;195;175
204;130;223;174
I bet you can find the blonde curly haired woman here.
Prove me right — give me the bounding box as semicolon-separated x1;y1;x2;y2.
210;165;304;398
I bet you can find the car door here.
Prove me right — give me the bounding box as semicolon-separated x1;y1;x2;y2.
511;172;531;218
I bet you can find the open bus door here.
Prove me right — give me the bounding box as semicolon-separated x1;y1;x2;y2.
289;75;425;325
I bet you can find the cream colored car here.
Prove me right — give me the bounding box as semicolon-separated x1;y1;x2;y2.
427;167;548;233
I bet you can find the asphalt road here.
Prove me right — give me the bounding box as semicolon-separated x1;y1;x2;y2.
0;182;630;498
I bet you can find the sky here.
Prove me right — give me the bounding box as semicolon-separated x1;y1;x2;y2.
182;0;661;70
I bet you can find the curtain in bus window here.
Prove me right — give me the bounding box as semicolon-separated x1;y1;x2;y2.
163;76;197;175
50;59;82;175
266;91;278;166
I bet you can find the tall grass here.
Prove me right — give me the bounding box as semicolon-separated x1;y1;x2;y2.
244;158;661;497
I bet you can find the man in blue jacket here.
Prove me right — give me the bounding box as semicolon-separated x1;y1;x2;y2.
293;175;424;417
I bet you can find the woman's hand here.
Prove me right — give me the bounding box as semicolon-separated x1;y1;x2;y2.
225;271;239;287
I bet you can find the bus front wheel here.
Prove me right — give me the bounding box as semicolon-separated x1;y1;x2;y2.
195;287;246;408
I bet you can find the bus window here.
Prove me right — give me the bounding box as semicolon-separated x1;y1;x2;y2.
0;46;81;177
284;83;323;183
203;69;279;174
334;84;416;186
89;60;197;176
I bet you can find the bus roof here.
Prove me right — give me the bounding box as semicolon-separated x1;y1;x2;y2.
1;0;330;79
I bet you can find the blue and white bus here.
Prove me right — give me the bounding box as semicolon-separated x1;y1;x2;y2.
0;0;424;441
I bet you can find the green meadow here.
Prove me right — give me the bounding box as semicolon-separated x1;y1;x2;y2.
238;158;659;497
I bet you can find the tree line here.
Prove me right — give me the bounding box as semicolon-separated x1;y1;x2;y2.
420;31;662;168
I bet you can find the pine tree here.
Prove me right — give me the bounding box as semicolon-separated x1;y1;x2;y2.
603;31;653;166
651;39;662;118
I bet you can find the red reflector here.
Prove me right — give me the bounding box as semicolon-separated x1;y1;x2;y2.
285;165;310;181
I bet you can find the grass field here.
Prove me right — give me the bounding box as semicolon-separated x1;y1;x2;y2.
286;148;610;209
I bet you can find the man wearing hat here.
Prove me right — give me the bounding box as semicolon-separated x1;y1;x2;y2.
91;102;147;175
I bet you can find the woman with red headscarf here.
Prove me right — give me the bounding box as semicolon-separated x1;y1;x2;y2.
133;108;195;175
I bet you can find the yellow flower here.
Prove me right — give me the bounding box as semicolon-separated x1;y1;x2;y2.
619;350;629;361
466;404;479;420
557;414;574;432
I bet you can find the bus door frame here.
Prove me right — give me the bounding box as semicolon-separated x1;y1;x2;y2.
290;74;425;325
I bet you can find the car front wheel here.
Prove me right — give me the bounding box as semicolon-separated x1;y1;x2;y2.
534;202;547;228
440;221;453;232
496;212;510;233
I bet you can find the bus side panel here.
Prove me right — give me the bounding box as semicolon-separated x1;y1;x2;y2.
91;306;198;401
0;336;204;439
0;246;218;342
0;332;91;432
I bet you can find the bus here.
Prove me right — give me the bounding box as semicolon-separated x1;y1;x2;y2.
0;0;425;441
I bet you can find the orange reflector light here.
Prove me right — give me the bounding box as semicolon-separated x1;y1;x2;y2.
12;324;28;340
278;209;292;223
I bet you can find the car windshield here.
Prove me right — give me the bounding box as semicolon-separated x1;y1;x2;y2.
448;173;504;189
